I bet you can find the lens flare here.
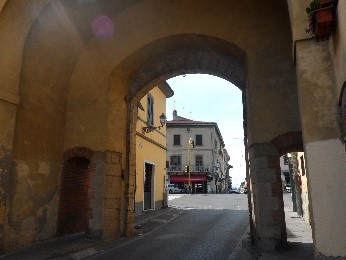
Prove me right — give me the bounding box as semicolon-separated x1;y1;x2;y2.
92;15;114;39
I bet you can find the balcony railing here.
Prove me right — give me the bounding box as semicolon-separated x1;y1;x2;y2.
168;165;183;171
167;165;213;172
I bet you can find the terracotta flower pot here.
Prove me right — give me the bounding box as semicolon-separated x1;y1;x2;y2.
311;7;334;41
320;0;333;8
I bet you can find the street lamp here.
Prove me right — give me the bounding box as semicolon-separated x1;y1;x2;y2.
187;138;195;194
142;113;167;134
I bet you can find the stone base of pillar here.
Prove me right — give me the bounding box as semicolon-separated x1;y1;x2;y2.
88;151;124;241
249;143;287;252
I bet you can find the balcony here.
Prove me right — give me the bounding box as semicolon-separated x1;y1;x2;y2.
167;165;213;173
168;165;183;172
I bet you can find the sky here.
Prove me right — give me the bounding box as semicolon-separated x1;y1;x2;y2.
166;74;246;188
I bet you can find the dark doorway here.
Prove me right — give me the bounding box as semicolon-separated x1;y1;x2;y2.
144;163;154;210
58;156;90;236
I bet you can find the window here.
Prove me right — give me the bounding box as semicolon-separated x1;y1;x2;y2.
196;134;203;146
170;155;181;165
170;155;181;171
195;155;203;166
173;135;181;146
300;155;306;176
147;94;154;126
214;140;217;149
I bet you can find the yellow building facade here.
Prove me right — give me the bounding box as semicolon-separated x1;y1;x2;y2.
135;84;173;215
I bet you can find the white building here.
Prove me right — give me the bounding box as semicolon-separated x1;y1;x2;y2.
166;110;231;193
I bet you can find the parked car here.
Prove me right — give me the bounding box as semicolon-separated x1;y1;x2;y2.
167;184;183;194
229;187;239;194
285;185;292;193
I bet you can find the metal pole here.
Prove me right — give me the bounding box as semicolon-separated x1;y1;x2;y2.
188;138;191;194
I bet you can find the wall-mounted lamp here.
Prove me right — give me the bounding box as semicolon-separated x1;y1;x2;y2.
142;113;167;134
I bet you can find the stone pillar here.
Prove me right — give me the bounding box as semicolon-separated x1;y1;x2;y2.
291;153;303;216
296;40;346;257
0;91;18;253
88;151;123;241
124;101;137;236
249;143;287;251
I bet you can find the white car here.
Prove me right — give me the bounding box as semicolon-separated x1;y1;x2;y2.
167;184;183;194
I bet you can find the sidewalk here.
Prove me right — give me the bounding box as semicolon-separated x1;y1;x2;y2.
0;207;181;260
241;193;314;259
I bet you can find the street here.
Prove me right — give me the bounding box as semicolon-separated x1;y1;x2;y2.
90;194;249;260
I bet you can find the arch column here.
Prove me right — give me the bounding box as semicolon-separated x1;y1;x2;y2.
249;143;287;251
296;40;346;257
88;150;124;241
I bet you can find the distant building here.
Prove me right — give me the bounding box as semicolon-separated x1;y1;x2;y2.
135;83;173;215
166;110;230;193
291;152;311;225
280;154;291;187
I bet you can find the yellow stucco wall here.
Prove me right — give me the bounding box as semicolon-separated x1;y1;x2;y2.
296;153;308;193
135;86;167;210
287;0;346;99
291;2;346;255
332;0;346;96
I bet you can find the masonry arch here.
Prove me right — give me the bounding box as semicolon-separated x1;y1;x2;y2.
271;131;304;156
106;33;249;236
108;32;299;253
123;34;247;102
1;0;303;253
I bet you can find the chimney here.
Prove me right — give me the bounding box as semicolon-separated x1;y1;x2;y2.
173;109;178;120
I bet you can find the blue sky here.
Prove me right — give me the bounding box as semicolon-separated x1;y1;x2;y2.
166;74;246;187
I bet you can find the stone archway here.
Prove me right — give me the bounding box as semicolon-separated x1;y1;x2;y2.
271;131;303;156
1;0;304;253
114;33;300;252
111;34;248;236
57;147;93;236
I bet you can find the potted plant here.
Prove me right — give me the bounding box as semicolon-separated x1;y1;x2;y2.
306;0;337;41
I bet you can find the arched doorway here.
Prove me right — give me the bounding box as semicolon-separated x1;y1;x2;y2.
106;29;299;250
58;156;90;236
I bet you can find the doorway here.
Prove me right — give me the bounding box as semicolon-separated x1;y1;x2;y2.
144;163;154;210
58;156;90;236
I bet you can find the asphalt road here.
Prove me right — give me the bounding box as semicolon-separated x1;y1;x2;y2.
91;194;249;260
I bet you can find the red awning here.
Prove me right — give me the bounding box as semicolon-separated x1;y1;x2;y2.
170;175;207;182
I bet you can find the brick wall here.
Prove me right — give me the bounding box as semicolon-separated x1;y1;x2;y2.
58;147;94;236
58;156;90;236
248;143;287;251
